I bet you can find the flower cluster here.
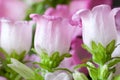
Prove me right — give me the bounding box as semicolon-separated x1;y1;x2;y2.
0;0;120;80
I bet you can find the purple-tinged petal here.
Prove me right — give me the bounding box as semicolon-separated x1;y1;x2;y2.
31;14;76;55
73;5;117;48
0;19;33;54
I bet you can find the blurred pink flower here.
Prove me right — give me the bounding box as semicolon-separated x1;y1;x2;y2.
71;37;91;65
69;0;112;14
0;0;27;20
70;37;91;75
88;0;112;9
58;57;75;71
24;54;40;68
0;19;33;54
0;76;7;80
30;14;75;56
72;5;117;48
69;0;91;14
45;5;70;18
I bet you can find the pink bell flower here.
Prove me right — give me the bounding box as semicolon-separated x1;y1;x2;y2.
0;19;33;54
72;5;117;48
30;14;76;55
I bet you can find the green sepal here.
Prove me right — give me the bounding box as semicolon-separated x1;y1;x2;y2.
39;63;53;72
74;64;88;70
0;47;26;62
82;44;93;55
106;57;120;68
106;40;116;55
9;50;26;61
39;51;72;72
82;40;116;65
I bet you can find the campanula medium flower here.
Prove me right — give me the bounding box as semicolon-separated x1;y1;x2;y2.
0;19;33;54
30;14;75;56
72;5;117;48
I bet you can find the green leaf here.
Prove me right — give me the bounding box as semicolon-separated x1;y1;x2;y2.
106;57;120;68
8;58;35;80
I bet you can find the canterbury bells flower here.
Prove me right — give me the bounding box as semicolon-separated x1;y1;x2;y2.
30;14;75;55
72;5;117;47
0;19;33;54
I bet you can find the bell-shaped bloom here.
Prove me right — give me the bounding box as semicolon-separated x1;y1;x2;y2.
0;0;27;20
0;19;33;54
72;5;117;48
30;14;75;55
